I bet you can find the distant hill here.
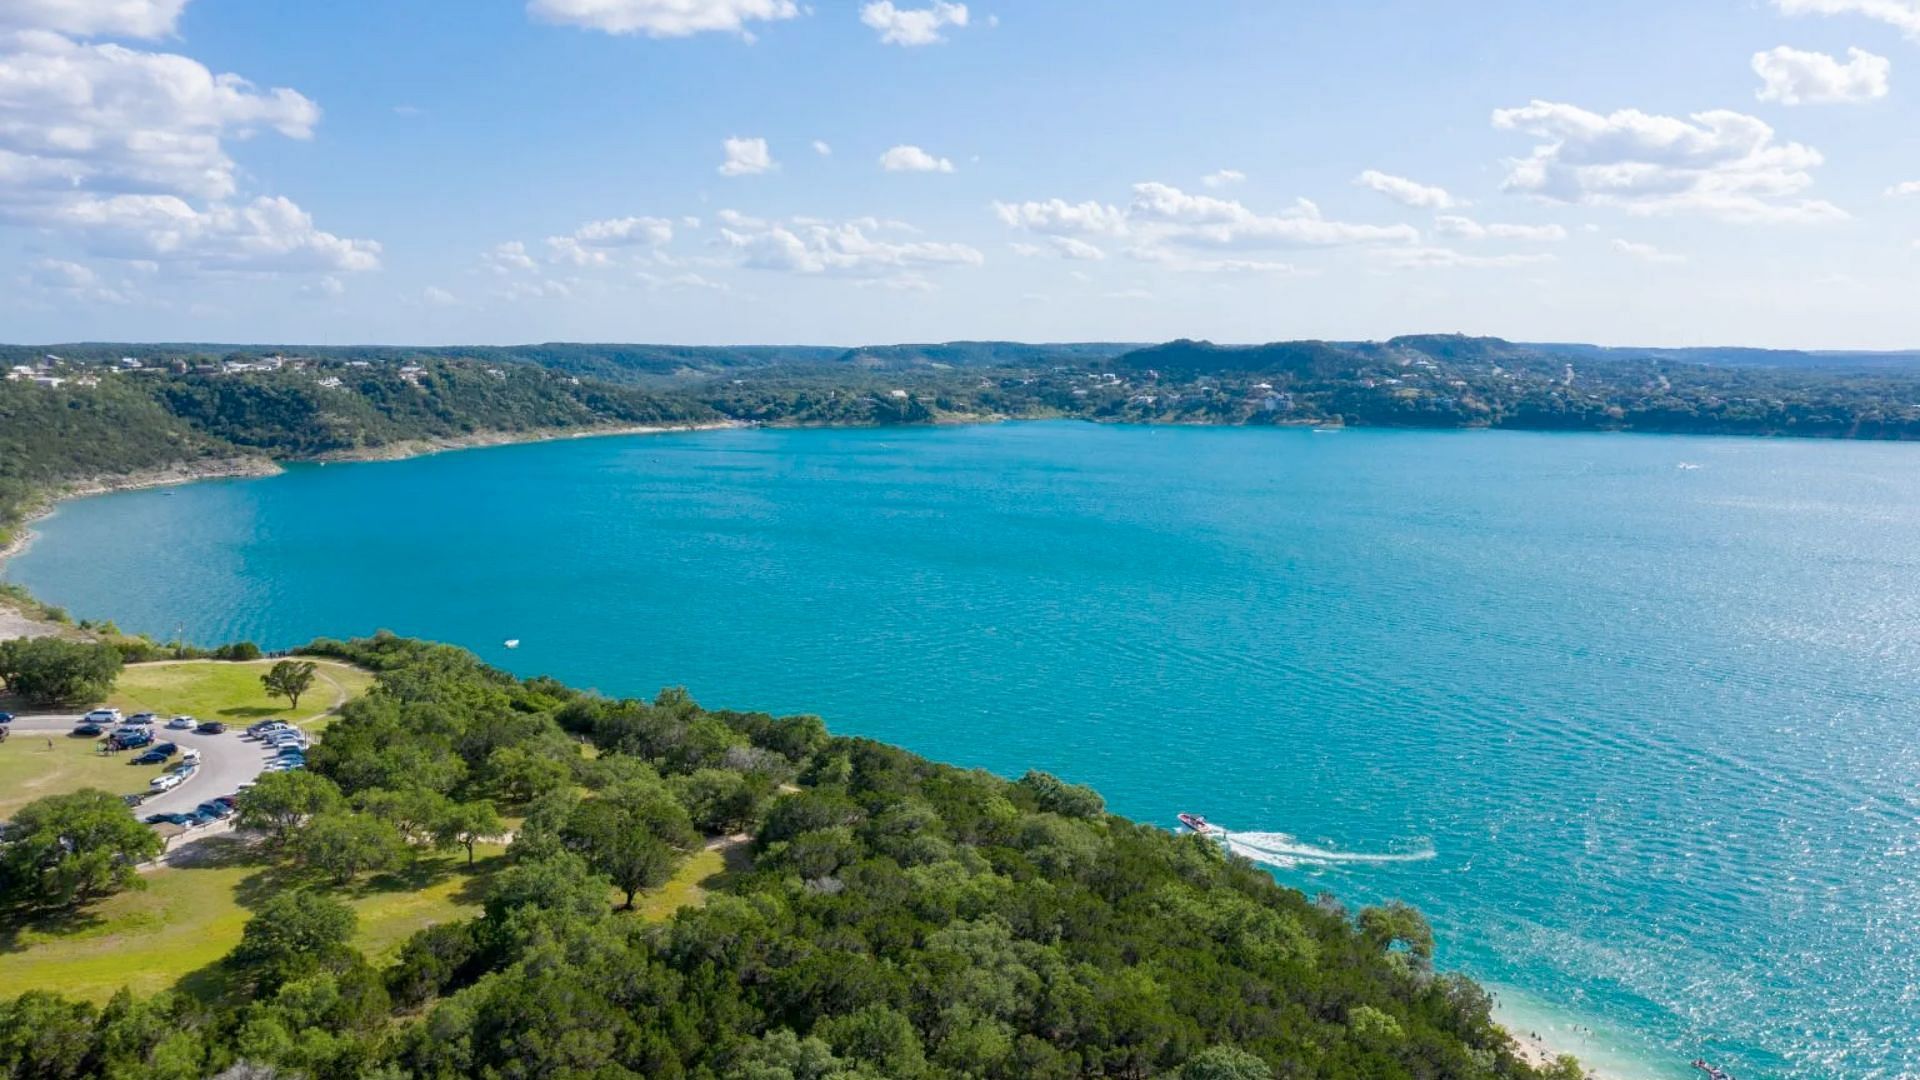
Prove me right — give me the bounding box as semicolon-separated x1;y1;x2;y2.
1526;343;1920;370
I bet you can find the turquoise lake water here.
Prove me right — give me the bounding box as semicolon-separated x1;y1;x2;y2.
10;422;1920;1078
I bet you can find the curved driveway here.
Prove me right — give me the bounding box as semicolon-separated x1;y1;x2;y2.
4;715;275;816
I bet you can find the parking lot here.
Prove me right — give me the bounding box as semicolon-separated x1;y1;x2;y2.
2;713;299;819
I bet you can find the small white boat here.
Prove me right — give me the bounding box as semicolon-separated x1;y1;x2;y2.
503;639;520;649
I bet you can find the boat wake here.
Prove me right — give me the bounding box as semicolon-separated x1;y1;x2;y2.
1201;825;1436;871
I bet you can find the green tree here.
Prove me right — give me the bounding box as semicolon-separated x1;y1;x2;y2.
562;782;697;908
484;745;570;803
0;789;163;909
0;637;122;706
235;770;343;847
671;767;764;834
432;799;503;867
1176;1046;1273;1080
294;812;404;884
260;659;318;711
228;890;359;992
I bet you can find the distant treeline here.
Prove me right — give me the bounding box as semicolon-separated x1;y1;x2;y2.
10;333;1920;547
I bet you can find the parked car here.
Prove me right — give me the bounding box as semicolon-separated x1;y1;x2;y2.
151;741;179;757
196;801;234;819
130;749;169;765
121;792;146;807
149;772;183;791
166;715;195;729
108;729;154;750
214;795;238;808
181;748;201;765
196;721;227;734
0;711;14;724
125;713;156;726
82;709;121;725
73;722;104;737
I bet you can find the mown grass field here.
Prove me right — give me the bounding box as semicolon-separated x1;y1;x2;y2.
0;838;736;1003
0;733;165;818
107;658;376;729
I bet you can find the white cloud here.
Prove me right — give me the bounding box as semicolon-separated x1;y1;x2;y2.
1611;238;1686;263
48;194;381;273
879;144;954;173
1434;215;1567;242
547;215;673;264
528;0;799;38
0;31;319;203
1351;168;1451;208
1752;46;1889;105
1126;182;1419;248
1202;169;1246;188
1492;99;1845;223
860;1;968;45
29;258;97;290
304;275;346;298
992;198;1130;237
1887;179;1920;196
812;139;833;156
718;136;775;176
717;209;982;277
1049;236;1105;260
423;286;458;306
0;27;374;277
483;240;538;274
1355;169;1457;209
1774;0;1920;37
998;183;1416;273
0;0;189;38
1379;246;1556;270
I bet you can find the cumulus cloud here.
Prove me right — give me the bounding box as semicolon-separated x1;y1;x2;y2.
1354;169;1457;209
992;198;1130;237
1202;169;1246;188
1434;215;1567;242
1611;239;1686;263
528;0;799;38
1774;0;1920;37
997;183;1417;272
718;136;775;176
716;209;982;278
812;139;833;156
0;26;375;277
879;144;954;173
422;286;459;306
860;1;968;45
1752;46;1889;104
0;31;320;203
1492;99;1845;223
546;215;673;265
1887;179;1920;196
0;0;190;38
49;194;380;273
483;240;538;274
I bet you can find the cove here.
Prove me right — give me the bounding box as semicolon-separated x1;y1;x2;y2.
11;421;1920;1079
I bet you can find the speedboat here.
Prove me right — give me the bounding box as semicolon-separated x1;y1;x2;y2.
1177;812;1222;836
504;639;520;649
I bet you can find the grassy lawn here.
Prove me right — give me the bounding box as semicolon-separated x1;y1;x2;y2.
0;839;507;1003
0;836;745;1003
107;658;375;729
0;733;164;818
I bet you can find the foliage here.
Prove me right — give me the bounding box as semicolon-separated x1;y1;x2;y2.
0;637;122;706
0;635;1564;1078
0;789;163;909
260;659;317;710
235;771;345;847
228;891;359;993
293;812;405;883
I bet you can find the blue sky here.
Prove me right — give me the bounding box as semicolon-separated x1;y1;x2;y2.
3;0;1919;348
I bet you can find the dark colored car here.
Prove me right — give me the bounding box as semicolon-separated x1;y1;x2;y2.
109;730;154;750
0;711;14;723
196;801;234;819
275;747;306;760
144;812;194;826
125;713;156;726
196;721;227;734
151;741;178;756
214;795;238;808
130;749;169;765
73;723;104;737
121;793;145;807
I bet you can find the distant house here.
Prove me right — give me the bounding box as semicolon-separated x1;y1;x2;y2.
316;376;343;389
118;357;143;369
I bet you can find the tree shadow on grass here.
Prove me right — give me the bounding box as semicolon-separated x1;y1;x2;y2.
0;898;107;954
215;705;282;722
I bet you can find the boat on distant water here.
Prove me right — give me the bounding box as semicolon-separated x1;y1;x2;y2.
1177;812;1223;837
1677;462;1702;470
1691;1059;1735;1080
503;639;520;649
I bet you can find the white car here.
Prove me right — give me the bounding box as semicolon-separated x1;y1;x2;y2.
181;748;202;764
167;716;195;730
149;772;183;791
82;708;122;725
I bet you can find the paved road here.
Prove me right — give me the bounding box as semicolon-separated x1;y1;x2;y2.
5;714;280;816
